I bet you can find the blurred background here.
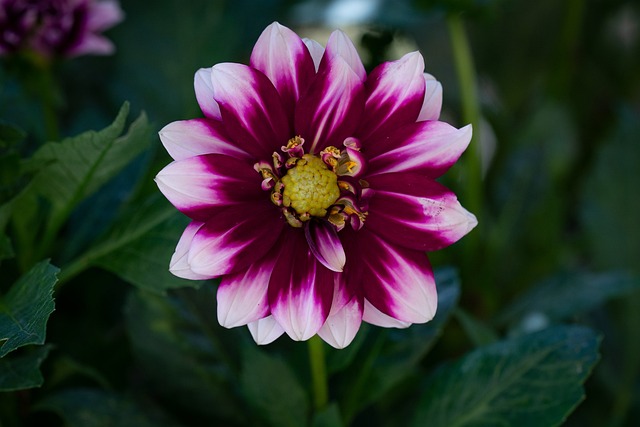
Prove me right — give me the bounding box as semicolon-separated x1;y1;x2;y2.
1;0;639;425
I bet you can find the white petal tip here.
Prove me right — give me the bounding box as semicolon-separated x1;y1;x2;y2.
248;317;285;345
464;209;479;231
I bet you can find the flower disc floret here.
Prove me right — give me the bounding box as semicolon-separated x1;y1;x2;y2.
281;154;340;217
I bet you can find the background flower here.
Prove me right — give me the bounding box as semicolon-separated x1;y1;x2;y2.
0;0;124;58
156;22;477;348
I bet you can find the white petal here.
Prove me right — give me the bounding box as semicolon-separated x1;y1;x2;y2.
303;37;324;71
247;316;285;345
216;254;276;328
362;299;411;328
159;119;248;161
194;68;222;120
323;30;366;81
305;220;346;272
417;73;443;121
169;221;212;280
318;296;362;349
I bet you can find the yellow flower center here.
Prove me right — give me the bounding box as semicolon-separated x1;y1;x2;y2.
281;154;340;218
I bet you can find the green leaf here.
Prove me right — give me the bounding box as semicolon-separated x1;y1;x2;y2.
496;271;640;330
411;325;601;427
59;193;204;292
0;345;51;391
24;102;151;215
0;260;58;357
125;287;246;425
35;388;179;427
7;103;152;265
241;347;309;427
94;199;204;293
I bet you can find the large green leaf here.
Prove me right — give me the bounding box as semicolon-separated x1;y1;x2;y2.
125;287;246;425
59;193;204;292
24;102;151;216
7;103;152;265
0;345;51;391
241;347;309;427
411;325;600;427
35;388;179;427
496;271;640;329
0;260;58;357
93;198;203;293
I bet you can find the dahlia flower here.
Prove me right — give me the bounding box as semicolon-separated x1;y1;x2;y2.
0;0;123;58
155;22;477;348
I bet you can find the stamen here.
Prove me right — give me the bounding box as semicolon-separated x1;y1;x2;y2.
257;137;369;231
283;208;303;228
282;135;305;158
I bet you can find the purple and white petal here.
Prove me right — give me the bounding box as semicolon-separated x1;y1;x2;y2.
169;221;212;280
217;250;279;328
356;230;438;324
303;38;324;71
211;63;290;159
366;173;478;251
320;30;366;82
367;121;472;178
417;73;443;121
268;231;334;341
87;0;124;31
194;68;222;120
362;300;411;328
305;220;346;272
67;34;114;56
155;154;263;221
250;22;316;118
159;119;250;161
295;55;365;154
188;203;283;277
248;316;285;345
318;294;363;349
359;51;426;140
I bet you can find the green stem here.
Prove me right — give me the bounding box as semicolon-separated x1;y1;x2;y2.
446;13;492;305
40;61;60;141
308;335;329;411
447;13;482;217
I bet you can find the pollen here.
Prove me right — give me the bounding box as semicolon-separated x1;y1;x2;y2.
281;154;340;217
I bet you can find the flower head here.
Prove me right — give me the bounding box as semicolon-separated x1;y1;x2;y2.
155;22;477;348
0;0;124;59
